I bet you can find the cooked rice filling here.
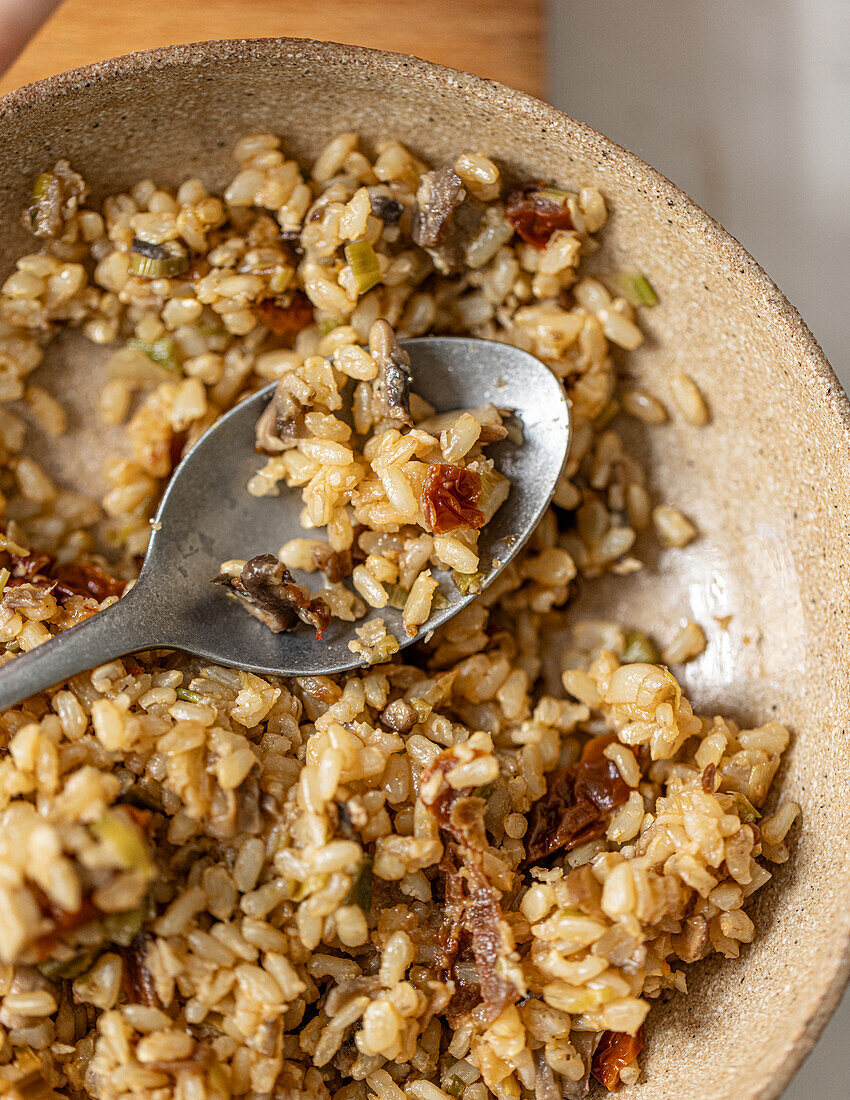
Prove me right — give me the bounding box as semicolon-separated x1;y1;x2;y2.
0;132;798;1099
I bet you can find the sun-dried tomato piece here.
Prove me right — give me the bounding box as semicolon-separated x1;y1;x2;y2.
591;1027;645;1091
2;550;56;581
422;748;521;1023
52;561;125;603
253;290;314;335
0;548;124;607
524;732;630;864
421;464;485;534
506;183;574;249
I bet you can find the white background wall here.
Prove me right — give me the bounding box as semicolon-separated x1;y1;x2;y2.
546;1;849;1095
547;0;848;385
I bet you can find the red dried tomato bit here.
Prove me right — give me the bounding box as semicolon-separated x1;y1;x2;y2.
591;1027;645;1092
523;732;630;864
307;596;332;640
421;464;485;534
253;290;314;335
506;183;574;249
51;561;125;603
8;551;56;581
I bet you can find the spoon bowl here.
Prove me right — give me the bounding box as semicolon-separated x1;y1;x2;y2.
0;336;569;708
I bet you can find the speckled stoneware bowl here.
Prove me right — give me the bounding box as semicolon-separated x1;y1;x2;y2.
0;38;847;1099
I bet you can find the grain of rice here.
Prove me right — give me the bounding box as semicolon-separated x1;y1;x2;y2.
670;372;710;425
653;504;698;547
662;620;707;664
622;389;668;424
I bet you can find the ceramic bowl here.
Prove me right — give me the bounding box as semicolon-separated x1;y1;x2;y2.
0;38;847;1099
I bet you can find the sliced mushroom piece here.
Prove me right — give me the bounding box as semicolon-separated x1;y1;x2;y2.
215;554;331;638
412;167;485;274
368;319;413;428
254;383;307;453
367;187;405;225
310;543;353;583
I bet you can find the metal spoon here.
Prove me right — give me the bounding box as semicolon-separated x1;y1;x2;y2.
0;337;570;709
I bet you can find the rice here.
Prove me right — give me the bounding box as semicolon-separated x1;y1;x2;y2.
0;131;799;1099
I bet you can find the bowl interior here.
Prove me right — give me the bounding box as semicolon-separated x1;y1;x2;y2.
0;39;848;1098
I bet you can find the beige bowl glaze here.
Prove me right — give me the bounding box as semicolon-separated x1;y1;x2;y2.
0;38;847;1099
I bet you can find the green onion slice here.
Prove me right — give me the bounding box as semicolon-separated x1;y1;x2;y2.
452;571;485;596
535;187;570;205
622;630;660;665
176;687;204;704
29;172;58;235
318;317;344;336
609;270;658;308
127;250;186;279
91;812;154;877
128;336;182;374
384;583;410;610
344;239;382;294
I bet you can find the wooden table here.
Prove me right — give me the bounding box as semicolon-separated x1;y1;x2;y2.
0;0;543;98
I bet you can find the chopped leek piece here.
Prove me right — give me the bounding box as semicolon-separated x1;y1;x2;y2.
622;630;660;665
128;251;189;278
344;239;382;294
452;571;485;596
38;949;99;981
29;172;57;235
30;172;53;203
431;591;450;611
128;336;182;374
384;583;410;610
535;186;570;205
344;855;374;913
176;687;204;704
0;567;10;598
318;317;344;335
473;783;495;799
729;792;762;823
609;270;658;308
445;1077;466;1098
102;896;155;946
91;811;154;877
270;267;294;293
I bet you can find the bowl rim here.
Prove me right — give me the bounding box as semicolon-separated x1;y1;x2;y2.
0;35;848;1097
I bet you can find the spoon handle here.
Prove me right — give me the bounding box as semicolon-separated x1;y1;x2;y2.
0;590;154;712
